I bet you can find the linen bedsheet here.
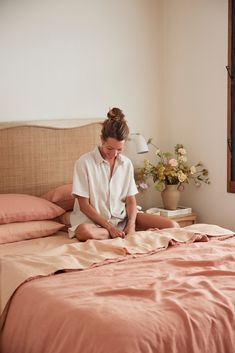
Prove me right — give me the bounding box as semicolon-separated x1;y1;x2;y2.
1;226;235;353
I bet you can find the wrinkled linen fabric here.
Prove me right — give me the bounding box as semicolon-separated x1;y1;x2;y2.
1;226;233;316
0;226;234;316
1;225;235;353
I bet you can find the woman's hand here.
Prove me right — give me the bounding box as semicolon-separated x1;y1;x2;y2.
107;224;125;239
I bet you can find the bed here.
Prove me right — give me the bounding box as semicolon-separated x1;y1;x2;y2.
0;120;235;353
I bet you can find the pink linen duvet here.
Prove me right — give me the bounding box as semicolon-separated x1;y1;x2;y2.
1;226;235;353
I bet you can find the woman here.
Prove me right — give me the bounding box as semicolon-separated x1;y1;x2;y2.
69;107;178;241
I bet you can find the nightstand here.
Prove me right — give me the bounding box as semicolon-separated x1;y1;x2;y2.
166;213;197;227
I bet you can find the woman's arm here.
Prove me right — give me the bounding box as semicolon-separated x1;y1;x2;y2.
77;196;125;238
124;195;137;235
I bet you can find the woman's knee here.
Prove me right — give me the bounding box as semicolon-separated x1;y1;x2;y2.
75;223;110;241
75;224;93;241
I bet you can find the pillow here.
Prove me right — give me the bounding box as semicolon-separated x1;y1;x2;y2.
184;223;235;236
0;220;65;244
41;184;74;211
0;194;65;224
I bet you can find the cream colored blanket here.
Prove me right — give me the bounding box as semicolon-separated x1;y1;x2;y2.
0;224;234;316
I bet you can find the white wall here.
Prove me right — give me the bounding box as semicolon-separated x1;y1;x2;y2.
0;0;234;230
0;0;160;140
160;0;235;230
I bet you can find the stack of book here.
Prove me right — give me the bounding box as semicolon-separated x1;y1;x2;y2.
151;206;192;217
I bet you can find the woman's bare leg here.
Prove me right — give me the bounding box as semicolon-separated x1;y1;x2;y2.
136;212;179;231
75;223;110;241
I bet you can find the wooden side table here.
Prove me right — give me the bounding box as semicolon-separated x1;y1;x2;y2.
165;213;197;227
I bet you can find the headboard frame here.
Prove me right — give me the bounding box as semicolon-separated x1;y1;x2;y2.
0;120;102;196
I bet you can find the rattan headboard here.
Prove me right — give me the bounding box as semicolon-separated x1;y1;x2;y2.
0;120;102;196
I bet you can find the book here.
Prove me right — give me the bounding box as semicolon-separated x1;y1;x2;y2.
151;206;192;217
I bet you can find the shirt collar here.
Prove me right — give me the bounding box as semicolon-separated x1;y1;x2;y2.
93;145;125;164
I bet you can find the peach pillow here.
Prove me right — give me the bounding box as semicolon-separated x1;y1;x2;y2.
0;220;65;244
42;184;75;211
184;224;235;236
0;194;65;224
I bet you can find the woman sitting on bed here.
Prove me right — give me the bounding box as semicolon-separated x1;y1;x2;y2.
69;107;179;241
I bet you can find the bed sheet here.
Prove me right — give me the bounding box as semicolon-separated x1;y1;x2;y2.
1;228;235;353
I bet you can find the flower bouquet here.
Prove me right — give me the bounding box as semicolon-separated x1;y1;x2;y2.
135;141;210;192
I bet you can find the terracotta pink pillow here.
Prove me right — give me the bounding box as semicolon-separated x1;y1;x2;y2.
42;184;75;211
0;220;65;244
0;194;65;224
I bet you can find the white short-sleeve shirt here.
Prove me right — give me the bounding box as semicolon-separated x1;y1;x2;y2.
69;146;138;237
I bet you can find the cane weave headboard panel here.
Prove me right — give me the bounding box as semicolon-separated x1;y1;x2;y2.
0;120;102;196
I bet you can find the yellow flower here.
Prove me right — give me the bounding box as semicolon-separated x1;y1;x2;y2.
178;155;187;163
143;159;150;168
155;148;161;155
190;166;196;174
178;171;187;183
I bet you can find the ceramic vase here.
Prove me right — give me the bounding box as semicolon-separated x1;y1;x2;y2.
161;184;180;210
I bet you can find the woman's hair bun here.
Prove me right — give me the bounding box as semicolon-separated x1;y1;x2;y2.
102;107;129;141
107;107;125;120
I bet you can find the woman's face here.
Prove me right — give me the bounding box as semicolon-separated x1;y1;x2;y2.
100;137;125;161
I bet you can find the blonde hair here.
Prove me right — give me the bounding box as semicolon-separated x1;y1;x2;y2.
101;107;129;141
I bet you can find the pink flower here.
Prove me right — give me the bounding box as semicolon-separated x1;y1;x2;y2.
169;158;178;167
139;182;149;190
178;148;186;155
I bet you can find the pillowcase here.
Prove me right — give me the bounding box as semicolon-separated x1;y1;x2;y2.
0;194;65;224
184;223;235;236
0;220;65;244
41;184;74;211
